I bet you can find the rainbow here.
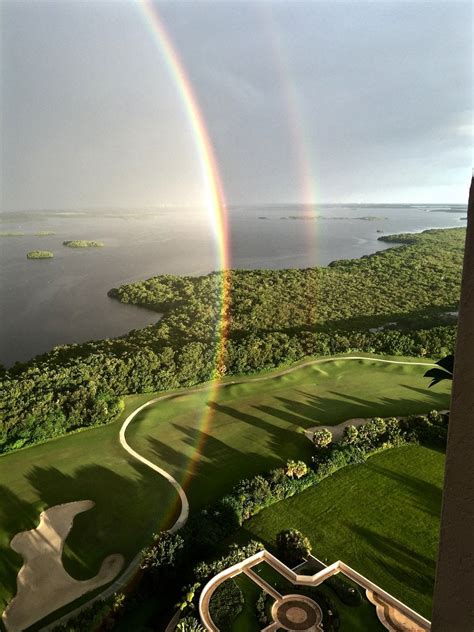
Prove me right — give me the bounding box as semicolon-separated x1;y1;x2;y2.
138;1;231;503
259;5;320;264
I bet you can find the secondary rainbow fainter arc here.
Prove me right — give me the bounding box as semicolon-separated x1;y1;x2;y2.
260;4;320;263
138;2;232;500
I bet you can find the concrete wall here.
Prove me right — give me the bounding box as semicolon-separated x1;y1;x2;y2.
431;176;474;631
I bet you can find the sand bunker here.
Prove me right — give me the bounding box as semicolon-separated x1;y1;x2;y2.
1;500;124;632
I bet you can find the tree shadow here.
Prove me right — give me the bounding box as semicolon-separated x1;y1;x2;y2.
244;386;450;430
143;404;312;510
252;403;309;427
23;463;178;581
346;522;436;603
366;463;443;519
0;485;40;610
205;401;312;460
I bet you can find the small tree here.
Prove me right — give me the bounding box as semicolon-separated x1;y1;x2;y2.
276;529;312;565
176;582;201;615
312;428;332;448
140;531;184;577
176;616;206;632
370;417;386;435
342;425;358;445
285;459;308;479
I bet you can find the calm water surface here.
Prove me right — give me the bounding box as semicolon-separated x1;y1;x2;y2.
0;204;466;366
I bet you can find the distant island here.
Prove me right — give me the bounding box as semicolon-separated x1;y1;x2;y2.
259;215;387;221
63;240;104;248
35;231;56;236
27;250;54;259
429;208;466;213
0;231;24;237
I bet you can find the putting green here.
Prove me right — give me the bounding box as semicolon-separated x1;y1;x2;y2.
0;355;450;622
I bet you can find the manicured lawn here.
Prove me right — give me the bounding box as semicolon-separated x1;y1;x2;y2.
233;574;262;632
234;445;445;619
0;393;180;613
0;355;450;622
126;356;450;509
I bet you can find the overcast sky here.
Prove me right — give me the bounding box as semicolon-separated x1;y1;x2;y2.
1;0;472;209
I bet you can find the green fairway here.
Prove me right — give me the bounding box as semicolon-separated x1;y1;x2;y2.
0;355;450;621
234;444;444;619
125;356;450;508
0;394;180;613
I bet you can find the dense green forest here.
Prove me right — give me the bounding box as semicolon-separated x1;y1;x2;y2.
0;228;464;453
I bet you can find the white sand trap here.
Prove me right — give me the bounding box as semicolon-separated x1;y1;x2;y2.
1;500;124;632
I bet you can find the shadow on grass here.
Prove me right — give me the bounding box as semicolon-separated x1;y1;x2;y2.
23;463;179;580
346;522;436;612
0;486;40;610
264;388;451;428
145;401;313;510
366;463;443;519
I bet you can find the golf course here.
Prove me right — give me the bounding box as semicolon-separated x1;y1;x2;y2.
232;444;443;619
0;354;450;628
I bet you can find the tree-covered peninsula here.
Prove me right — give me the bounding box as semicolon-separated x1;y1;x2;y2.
0;228;464;452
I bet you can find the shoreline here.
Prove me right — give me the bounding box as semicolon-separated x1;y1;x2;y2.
1;225;464;368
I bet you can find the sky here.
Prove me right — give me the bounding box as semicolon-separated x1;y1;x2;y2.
1;0;472;209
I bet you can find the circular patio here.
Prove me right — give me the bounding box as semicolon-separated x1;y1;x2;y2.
272;594;323;631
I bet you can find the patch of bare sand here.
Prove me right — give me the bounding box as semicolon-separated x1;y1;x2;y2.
1;500;123;632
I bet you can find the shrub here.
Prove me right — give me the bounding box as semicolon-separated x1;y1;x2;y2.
326;574;363;606
285;459;309;478
312;428;333;448
176;582;201;615
140;531;184;578
256;590;270;625
341;424;358;445
52;599;111;631
209;579;243;630
176;617;206;632
276;529;312;565
194;541;263;583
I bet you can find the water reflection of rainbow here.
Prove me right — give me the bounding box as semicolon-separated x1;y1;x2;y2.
139;1;231;509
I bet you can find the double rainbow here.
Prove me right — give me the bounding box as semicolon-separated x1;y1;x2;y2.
138;2;319;508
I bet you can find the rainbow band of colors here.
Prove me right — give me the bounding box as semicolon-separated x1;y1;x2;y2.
139;2;231;498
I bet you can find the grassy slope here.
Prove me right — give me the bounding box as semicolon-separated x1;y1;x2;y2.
125;357;450;508
0;394;180;612
234;444;444;619
0;356;450;618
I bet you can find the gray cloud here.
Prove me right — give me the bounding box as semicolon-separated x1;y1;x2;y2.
1;0;472;209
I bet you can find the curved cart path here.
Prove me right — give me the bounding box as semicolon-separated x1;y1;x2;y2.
42;355;436;630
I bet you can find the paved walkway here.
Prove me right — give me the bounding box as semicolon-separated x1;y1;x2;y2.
199;550;431;632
